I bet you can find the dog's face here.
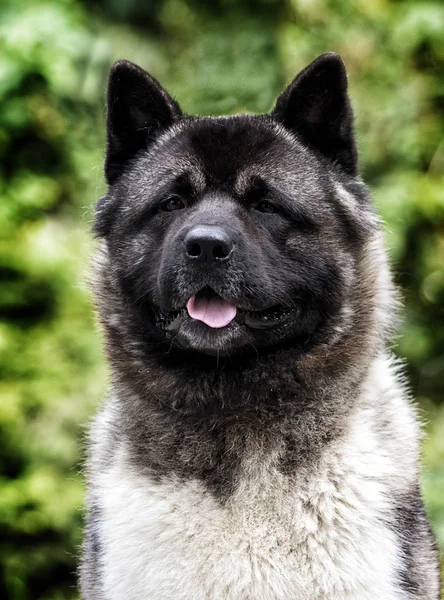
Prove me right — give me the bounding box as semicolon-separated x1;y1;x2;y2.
96;54;375;357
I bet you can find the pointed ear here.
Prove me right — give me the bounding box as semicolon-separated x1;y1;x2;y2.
271;53;358;175
105;60;182;184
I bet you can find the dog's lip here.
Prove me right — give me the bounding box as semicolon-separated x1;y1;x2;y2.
155;287;300;332
239;303;299;330
161;285;294;313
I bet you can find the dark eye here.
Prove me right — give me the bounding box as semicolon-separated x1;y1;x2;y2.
254;200;279;214
161;195;185;212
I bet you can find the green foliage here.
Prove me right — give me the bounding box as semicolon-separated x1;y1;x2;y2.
0;2;106;598
0;0;442;597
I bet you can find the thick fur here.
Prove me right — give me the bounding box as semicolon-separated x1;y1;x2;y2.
80;54;441;599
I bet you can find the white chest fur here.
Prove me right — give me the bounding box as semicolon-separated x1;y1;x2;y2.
94;370;417;600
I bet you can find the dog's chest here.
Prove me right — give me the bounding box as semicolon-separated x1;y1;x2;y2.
96;423;404;600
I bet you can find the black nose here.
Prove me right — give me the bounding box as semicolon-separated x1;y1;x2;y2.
184;226;234;263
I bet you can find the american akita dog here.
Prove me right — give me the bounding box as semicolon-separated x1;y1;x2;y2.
80;53;441;599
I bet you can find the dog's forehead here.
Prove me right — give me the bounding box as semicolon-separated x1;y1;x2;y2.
172;116;317;190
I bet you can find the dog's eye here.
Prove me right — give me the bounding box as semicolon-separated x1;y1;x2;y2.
254;201;279;214
161;196;185;212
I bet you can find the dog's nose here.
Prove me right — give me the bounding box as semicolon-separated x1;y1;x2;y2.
184;226;234;262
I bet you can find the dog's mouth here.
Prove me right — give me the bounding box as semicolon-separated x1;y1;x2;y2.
156;287;299;332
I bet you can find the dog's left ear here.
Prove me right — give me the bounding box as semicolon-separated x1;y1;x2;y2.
105;60;182;184
271;53;357;175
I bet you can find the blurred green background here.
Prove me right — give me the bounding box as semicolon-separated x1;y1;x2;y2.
0;0;443;598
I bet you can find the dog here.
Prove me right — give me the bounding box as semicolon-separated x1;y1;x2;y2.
80;53;441;599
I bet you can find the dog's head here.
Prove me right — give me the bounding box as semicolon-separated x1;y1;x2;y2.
95;54;381;359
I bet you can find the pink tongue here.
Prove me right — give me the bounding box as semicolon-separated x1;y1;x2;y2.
187;294;237;328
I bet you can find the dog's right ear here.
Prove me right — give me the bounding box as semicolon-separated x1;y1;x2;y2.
105;60;182;184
